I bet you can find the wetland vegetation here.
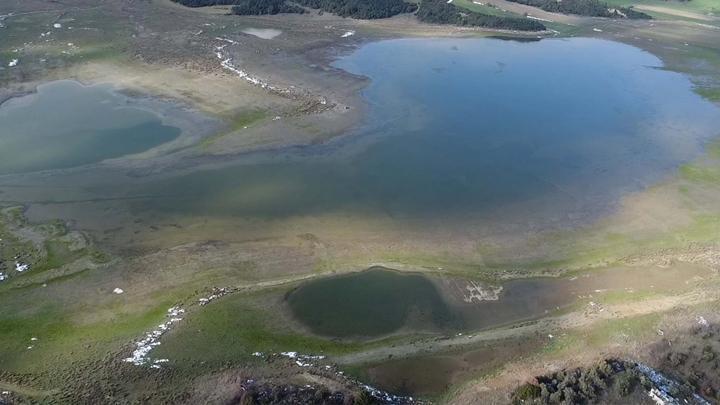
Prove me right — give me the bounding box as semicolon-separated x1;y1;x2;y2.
1;0;720;403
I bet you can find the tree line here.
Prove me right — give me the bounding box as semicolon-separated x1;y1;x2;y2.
504;0;651;19
416;0;546;31
232;0;305;15
172;0;548;31
292;0;418;19
172;0;416;18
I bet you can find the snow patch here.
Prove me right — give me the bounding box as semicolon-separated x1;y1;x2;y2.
123;306;185;366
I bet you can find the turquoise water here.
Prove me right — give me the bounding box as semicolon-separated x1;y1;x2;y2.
134;38;720;222
0;81;180;174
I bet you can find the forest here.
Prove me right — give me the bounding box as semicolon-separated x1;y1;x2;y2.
172;0;416;18
232;0;304;15
504;0;652;19
172;0;546;30
293;0;417;19
416;0;546;31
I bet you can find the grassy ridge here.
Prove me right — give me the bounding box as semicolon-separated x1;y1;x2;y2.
604;0;720;14
154;287;416;369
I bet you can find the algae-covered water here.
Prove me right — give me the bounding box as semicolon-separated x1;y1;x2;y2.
287;268;458;338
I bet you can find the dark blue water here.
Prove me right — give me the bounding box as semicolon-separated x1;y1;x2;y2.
134;38;720;225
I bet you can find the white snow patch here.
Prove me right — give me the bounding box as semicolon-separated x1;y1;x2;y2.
198;287;231;305
527;15;551;22
637;363;711;405
242;28;282;40
215;36;238;45
124;306;185;366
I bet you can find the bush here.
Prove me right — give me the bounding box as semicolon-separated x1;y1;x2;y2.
512;382;542;403
503;0;651;19
613;371;639;397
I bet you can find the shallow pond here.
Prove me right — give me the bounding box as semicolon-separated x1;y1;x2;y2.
0;80;180;174
287;267;459;338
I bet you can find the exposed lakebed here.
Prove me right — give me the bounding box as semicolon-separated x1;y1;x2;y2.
287;267;459;338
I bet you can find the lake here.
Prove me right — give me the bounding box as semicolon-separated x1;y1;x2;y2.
1;38;719;247
131;37;720;226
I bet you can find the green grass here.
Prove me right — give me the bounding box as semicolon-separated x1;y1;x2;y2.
708;140;720;159
0;300;172;373
155;288;416;372
604;0;720;15
0;8;133;86
594;289;664;305
198;109;268;149
543;313;662;355
680;164;720;183
452;0;518;17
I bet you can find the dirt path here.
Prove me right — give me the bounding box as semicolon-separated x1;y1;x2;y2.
333;291;717;365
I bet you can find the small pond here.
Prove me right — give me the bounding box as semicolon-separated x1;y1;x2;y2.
0;80;180;174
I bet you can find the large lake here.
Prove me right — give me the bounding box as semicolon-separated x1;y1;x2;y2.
2;38;720;233
133;38;720;224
